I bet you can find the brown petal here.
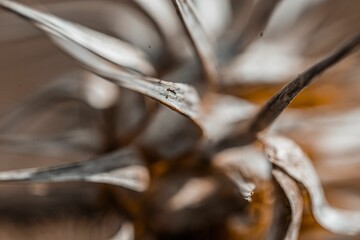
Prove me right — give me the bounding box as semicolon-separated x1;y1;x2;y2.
248;33;360;135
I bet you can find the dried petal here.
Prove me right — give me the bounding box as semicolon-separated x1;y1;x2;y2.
0;0;202;125
240;0;282;50
213;145;271;181
167;177;217;211
226;0;282;56
51;32;201;125
215;33;360;151
109;222;135;240
0;0;155;76
194;0;231;38
172;0;220;85
200;94;256;142
0;148;150;192
213;145;272;200
133;0;181;51
269;169;303;240
261;135;360;235
248;33;360;135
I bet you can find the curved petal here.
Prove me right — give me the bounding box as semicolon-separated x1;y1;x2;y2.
261;135;360;235
269;169;303;240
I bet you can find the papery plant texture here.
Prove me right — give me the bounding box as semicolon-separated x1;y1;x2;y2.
0;0;359;240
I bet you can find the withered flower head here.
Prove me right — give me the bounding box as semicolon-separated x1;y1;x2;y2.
0;0;360;239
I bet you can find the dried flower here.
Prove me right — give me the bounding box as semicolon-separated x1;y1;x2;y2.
0;0;359;239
